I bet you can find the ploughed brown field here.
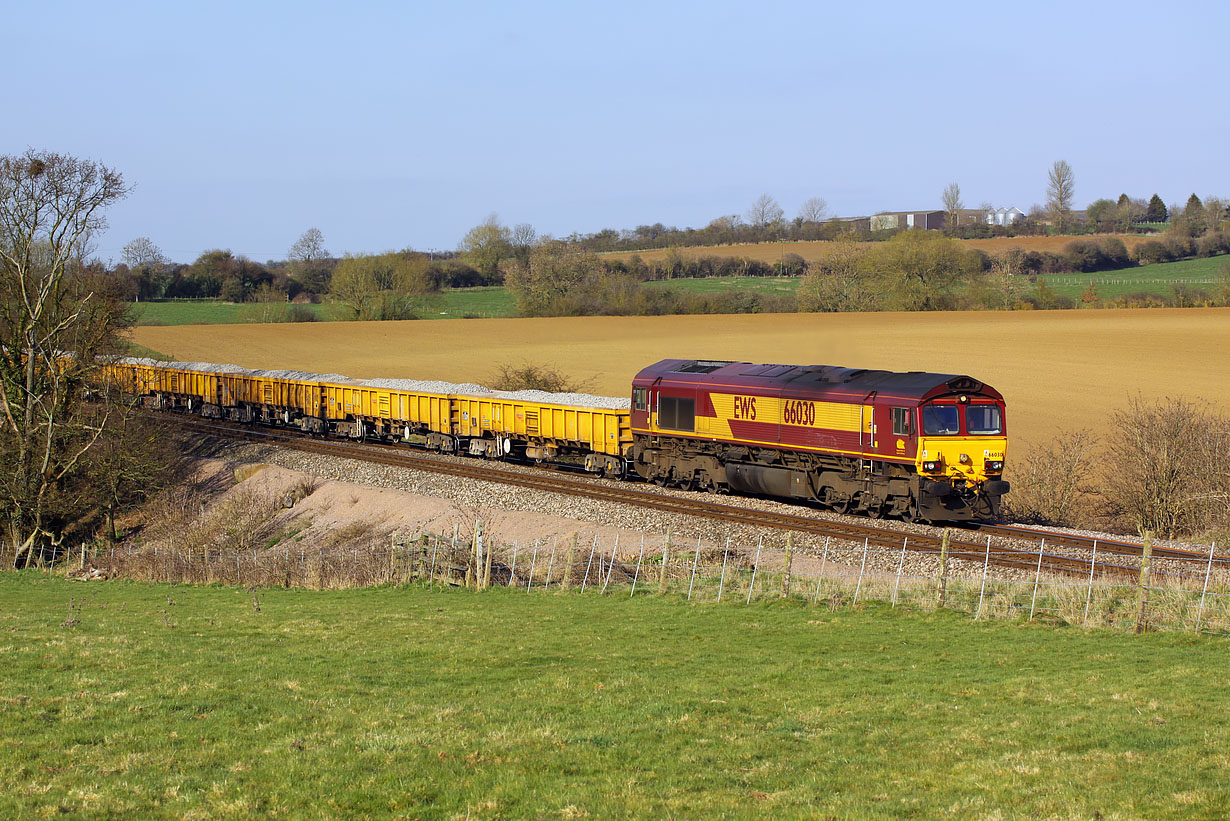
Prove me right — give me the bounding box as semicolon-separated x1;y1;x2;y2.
601;234;1154;265
131;308;1230;449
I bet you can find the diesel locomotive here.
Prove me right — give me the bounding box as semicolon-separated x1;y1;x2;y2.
629;359;1008;522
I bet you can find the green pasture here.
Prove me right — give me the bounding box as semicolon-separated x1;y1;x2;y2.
130;300;348;326
642;275;801;296
2;574;1227;818
129;288;517;326
434;285;518;319
1039;254;1229;301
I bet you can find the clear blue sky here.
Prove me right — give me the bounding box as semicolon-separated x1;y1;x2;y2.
6;0;1226;263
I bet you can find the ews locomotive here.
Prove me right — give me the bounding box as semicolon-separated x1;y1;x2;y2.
629;359;1008;522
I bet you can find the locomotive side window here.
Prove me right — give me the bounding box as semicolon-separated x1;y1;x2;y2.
965;405;1002;435
891;407;911;436
922;405;960;435
658;396;695;431
633;387;648;412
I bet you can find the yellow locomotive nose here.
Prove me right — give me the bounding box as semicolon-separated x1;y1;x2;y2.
919;437;1007;485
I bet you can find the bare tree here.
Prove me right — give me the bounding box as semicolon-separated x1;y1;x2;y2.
0;149;130;562
1046;160;1075;232
1203;196;1227;234
121;236;166;269
1005;430;1098;526
510;223;537;265
746;194;784;230
1104;396;1230;538
288;227;328;263
797;197;830;224
941;182;963;229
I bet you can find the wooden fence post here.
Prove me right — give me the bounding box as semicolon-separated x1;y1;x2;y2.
657;528;671;595
937;530;950;607
1135;532;1153;634
781;532;793;599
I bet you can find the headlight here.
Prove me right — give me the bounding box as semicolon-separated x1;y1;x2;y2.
923;461;941;472
987;461;1004;471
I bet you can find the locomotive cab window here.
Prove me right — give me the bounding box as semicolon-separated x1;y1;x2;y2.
658;396;695;432
891;407;911;436
633;387;648;412
965;405;1002;435
922;405;960;435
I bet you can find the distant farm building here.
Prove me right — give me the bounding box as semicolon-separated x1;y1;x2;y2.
987;206;1025;226
871;211;946;231
952;209;989;227
825;216;872;232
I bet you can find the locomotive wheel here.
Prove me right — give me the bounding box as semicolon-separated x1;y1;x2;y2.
903;500;930;526
866;498;885;519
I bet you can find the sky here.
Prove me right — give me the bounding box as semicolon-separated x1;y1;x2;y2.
5;0;1227;264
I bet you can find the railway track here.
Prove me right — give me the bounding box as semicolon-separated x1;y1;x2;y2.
171;415;1196;582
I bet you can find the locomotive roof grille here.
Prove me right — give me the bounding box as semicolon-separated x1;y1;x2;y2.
672;360;733;374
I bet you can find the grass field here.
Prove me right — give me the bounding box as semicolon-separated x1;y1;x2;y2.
600;234;1156;265
131;300;350;325
3;574;1228;818
1041;254;1228;300
131;289;520;326
129;308;1230;448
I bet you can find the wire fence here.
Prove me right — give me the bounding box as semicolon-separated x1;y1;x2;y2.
1047;277;1217;286
12;528;1229;637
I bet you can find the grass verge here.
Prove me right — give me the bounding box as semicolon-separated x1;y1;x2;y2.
2;574;1228;818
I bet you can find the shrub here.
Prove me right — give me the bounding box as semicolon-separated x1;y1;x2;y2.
1135;240;1171;265
1005;430;1098;526
490;363;591;393
1102;397;1230;538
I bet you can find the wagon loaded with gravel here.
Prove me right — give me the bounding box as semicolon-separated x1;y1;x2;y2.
105;358;633;477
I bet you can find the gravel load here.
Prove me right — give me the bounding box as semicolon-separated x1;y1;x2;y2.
117;358;630;409
363;378;493;395
493;389;630;410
